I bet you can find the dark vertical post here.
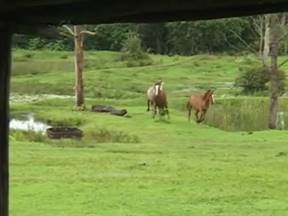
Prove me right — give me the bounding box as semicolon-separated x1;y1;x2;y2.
0;23;12;216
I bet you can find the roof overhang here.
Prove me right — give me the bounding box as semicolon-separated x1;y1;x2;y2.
1;0;288;26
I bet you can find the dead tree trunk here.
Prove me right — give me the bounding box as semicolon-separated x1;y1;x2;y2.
258;16;264;57
268;15;280;129
262;15;271;66
0;24;12;216
63;25;95;110
74;25;85;110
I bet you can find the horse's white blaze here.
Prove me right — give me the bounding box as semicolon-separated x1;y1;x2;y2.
211;94;215;104
155;85;160;96
146;81;164;103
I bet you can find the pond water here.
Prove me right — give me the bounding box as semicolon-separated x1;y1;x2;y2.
10;113;50;132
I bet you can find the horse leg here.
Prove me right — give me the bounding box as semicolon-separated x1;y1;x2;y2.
152;105;157;119
195;111;201;123
199;113;204;122
199;110;207;122
188;107;192;121
147;100;150;112
166;108;170;120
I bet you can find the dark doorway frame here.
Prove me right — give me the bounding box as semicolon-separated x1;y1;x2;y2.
2;1;288;215
0;23;12;216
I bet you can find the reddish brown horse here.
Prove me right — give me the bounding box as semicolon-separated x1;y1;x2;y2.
187;89;215;123
146;80;169;119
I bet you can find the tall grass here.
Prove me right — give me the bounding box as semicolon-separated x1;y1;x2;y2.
205;97;288;131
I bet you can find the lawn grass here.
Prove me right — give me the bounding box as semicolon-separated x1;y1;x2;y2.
10;50;288;216
10;99;288;216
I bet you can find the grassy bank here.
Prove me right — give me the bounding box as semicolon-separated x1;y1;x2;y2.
11;50;242;97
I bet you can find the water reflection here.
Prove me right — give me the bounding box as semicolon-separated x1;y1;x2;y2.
10;113;49;132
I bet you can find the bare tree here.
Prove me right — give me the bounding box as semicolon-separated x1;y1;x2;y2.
228;15;270;64
248;15;271;66
268;14;280;129
63;25;95;110
262;15;271;66
240;14;288;129
251;15;264;57
268;13;287;129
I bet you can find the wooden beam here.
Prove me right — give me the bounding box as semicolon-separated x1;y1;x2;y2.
1;0;288;25
0;23;12;216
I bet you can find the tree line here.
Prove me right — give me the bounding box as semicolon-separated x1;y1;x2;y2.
13;17;263;55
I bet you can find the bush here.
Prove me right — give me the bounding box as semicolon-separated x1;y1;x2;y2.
120;33;153;67
235;65;270;94
235;59;286;95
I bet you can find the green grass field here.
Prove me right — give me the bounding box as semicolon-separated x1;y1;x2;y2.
10;50;288;216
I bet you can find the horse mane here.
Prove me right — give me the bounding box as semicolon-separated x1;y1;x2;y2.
203;89;212;100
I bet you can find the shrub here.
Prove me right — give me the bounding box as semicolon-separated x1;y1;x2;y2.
120;33;153;67
235;57;286;95
44;40;66;51
235;65;270;94
236;67;286;95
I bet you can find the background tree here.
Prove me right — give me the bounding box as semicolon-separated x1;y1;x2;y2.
137;23;167;54
268;13;287;129
13;18;254;55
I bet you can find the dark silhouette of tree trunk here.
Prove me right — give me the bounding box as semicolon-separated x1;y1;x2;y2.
268;14;281;129
0;24;11;216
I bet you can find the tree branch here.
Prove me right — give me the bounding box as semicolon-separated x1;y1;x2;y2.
277;31;288;42
80;30;96;36
279;58;288;68
62;25;75;36
229;29;258;54
223;34;242;52
250;15;264;37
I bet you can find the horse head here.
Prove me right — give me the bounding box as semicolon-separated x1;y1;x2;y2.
154;80;164;96
204;89;215;105
211;92;215;104
209;90;215;104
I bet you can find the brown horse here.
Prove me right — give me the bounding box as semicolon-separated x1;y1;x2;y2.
187;89;215;123
146;80;169;119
